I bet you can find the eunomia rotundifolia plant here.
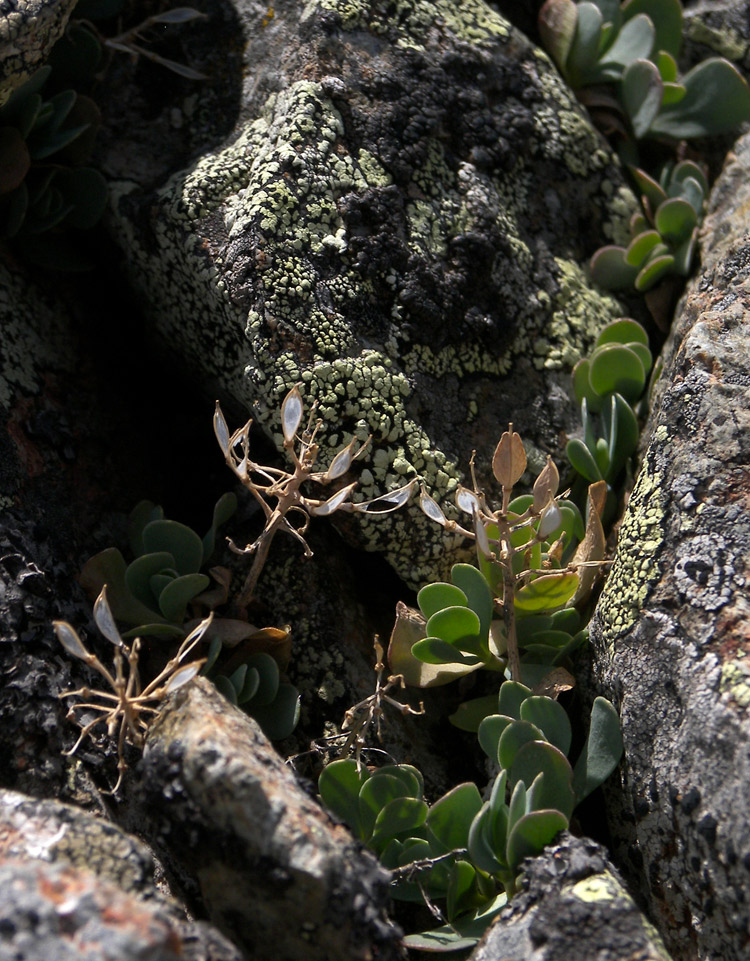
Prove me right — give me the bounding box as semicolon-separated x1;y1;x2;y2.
319;678;622;952
590;160;708;293
213;385;416;605
78;495;301;740
388;428;607;712
539;0;750;145
54;587;210;793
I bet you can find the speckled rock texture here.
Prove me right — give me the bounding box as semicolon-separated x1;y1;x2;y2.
471;834;672;961
139;676;405;961
106;0;640;589
682;0;750;75
0;0;77;105
0;789;246;961
588;131;750;961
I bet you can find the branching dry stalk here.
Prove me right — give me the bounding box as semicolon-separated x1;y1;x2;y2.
338;639;425;767
54;587;211;793
214;386;415;606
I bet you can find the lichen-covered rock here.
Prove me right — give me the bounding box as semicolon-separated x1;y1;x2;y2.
682;0;750;75
107;0;639;588
0;0;77;105
138;676;405;961
0;789;246;961
470;834;673;961
588;132;750;961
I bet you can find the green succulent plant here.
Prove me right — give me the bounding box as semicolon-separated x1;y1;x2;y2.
539;0;750;142
591;161;708;293
202;630;301;741
390;434;603;696
319;682;622;951
0;65;106;256
80;494;237;639
566;318;650;495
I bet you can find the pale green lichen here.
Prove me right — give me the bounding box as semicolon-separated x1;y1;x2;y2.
111;0;634;587
720;661;750;709
596;453;667;650
569;872;624;903
685;19;748;64
316;0;509;48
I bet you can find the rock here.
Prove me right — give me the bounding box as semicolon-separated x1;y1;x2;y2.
137;675;406;961
588;132;750;961
0;0;77;105
104;0;640;589
470;834;673;961
0;789;245;961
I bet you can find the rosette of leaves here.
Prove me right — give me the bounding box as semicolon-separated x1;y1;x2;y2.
201;626;300;741
539;0;750;143
319;760;506;951
318;686;622;950
80;494;237;639
591;161;708;293
566;318;649;492
0;65;106;264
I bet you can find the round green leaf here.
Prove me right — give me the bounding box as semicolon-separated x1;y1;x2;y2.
426;605;481;647
650;58;750;138
654;197;697;244
319;759;370;839
412;637;480;666
125;551;174;611
589;343;645;402
590;245;639;291
451;564;493;642
448;694;500;733
635;252;675;292
359;773;411;840
243;652;280;707
621;0;682;57
572;696;624;803
142;519;204;575
497;720;545;770
426;782;483;854
514;571;579;613
595;317;648;349
520;696;572;755
250;681;300;740
510;741;575;819
497;680;532;719
418;582;467;619
506;809;568;872
622;58;662;138
374;764;424;799
157;572;210;622
624;229;662;268
372;797;429;851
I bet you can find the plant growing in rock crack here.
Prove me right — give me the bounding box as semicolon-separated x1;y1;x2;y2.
565;317;653;523
213;385;416;606
78;495;301;739
318;679;622;952
388;428;606;710
54;587;210;793
539;0;750;146
0;65;107;265
591;161;708;293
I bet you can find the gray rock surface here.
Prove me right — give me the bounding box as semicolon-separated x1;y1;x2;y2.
0;0;77;105
138;676;405;961
588;131;750;961
105;0;640;589
0;789;245;961
471;834;672;961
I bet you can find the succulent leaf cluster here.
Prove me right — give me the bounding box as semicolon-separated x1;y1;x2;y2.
80;496;237;639
591;161;707;292
0;65;106;250
202;631;300;741
539;0;750;142
390;434;604;693
566;318;651;499
319;681;622;951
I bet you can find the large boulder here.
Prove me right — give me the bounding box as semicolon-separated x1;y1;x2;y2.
0;0;77;105
588;131;750;961
102;0;640;588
